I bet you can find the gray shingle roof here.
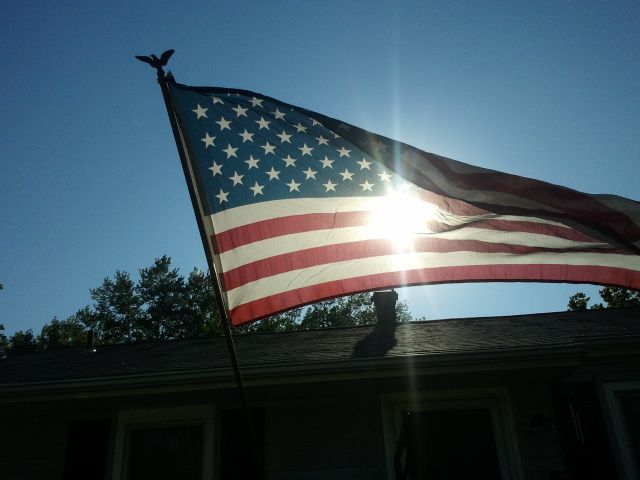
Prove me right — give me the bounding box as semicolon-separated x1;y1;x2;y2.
1;307;639;386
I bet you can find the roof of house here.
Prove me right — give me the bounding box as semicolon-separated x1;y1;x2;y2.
1;307;640;389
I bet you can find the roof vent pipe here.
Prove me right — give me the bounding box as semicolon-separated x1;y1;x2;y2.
86;329;96;352
372;290;398;330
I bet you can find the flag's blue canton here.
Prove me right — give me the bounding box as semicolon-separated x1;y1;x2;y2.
170;85;404;215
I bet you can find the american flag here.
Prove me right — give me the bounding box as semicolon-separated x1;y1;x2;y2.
167;80;640;326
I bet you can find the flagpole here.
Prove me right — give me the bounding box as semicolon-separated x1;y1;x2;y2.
135;50;263;478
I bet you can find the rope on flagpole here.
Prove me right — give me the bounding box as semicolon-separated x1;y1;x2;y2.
136;50;264;479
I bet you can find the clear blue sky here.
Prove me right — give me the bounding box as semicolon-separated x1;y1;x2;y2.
2;1;639;335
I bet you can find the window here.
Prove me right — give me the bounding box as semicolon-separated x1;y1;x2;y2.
63;419;111;480
382;388;523;480
219;408;264;480
112;405;214;480
602;381;640;479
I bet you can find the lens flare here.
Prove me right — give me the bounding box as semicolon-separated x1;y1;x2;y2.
370;189;437;250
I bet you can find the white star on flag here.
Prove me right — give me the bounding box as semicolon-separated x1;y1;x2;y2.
323;180;337;192
255;117;271;130
192;104;208;119
298;144;313;156
215;188;229;203
232;105;248;117
282;155;297;167
357;158;372;170
339;169;354;181
286;179;301;192
261;142;276;155
337;146;351;157
238;130;254;143
216;117;231;130
250;182;265;196
319;156;334;169
266;167;280;180
223;144;238;159
209;162;222;176
377;171;392;182
303;167;317;179
245;155;260;169
201;133;215;148
277;131;292;143
229;171;244;186
359;180;374;191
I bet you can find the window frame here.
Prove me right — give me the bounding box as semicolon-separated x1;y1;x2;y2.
602;381;640;480
381;387;523;480
111;405;215;480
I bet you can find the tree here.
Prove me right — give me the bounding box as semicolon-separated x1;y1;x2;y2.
237;308;302;334
8;329;39;355
182;268;223;337
568;286;640;311
300;293;411;330
6;256;415;354
38;317;87;351
84;270;145;343
598;287;640;308
567;292;590;311
238;292;412;333
0;323;8;356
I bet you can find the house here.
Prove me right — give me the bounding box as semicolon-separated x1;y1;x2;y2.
1;294;640;480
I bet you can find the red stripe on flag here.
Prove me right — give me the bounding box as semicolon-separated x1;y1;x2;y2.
229;264;640;326
424;155;640;239
213;211;372;253
221;236;625;291
214;215;599;255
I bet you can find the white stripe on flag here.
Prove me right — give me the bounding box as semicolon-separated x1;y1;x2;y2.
225;250;640;309
217;225;609;272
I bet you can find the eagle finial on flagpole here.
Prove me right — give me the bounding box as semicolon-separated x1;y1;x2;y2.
135;49;175;79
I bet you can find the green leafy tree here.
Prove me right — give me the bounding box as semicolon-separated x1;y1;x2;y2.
8;329;39;355
567;292;591;311
568;287;640;311
137;256;189;340
67;257;223;344
85;270;145;343
0;323;8;356
299;293;410;329
239;292;411;333
599;287;640;308
38;317;87;351
5;257;415;355
238;308;302;334
183;268;223;337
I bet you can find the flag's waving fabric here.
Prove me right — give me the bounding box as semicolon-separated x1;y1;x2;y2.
167;80;640;326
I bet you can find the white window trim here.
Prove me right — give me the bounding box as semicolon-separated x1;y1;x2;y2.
111;404;215;480
380;387;524;480
602;381;640;480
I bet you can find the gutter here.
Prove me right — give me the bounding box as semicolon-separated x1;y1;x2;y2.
2;338;639;403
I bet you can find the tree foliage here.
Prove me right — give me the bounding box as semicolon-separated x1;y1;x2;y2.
72;256;222;344
37;317;87;351
4;256;413;355
568;286;640;311
7;329;39;355
0;323;8;356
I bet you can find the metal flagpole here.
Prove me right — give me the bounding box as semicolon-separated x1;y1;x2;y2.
135;50;264;478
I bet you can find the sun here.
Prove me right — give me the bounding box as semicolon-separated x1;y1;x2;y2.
370;189;437;250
